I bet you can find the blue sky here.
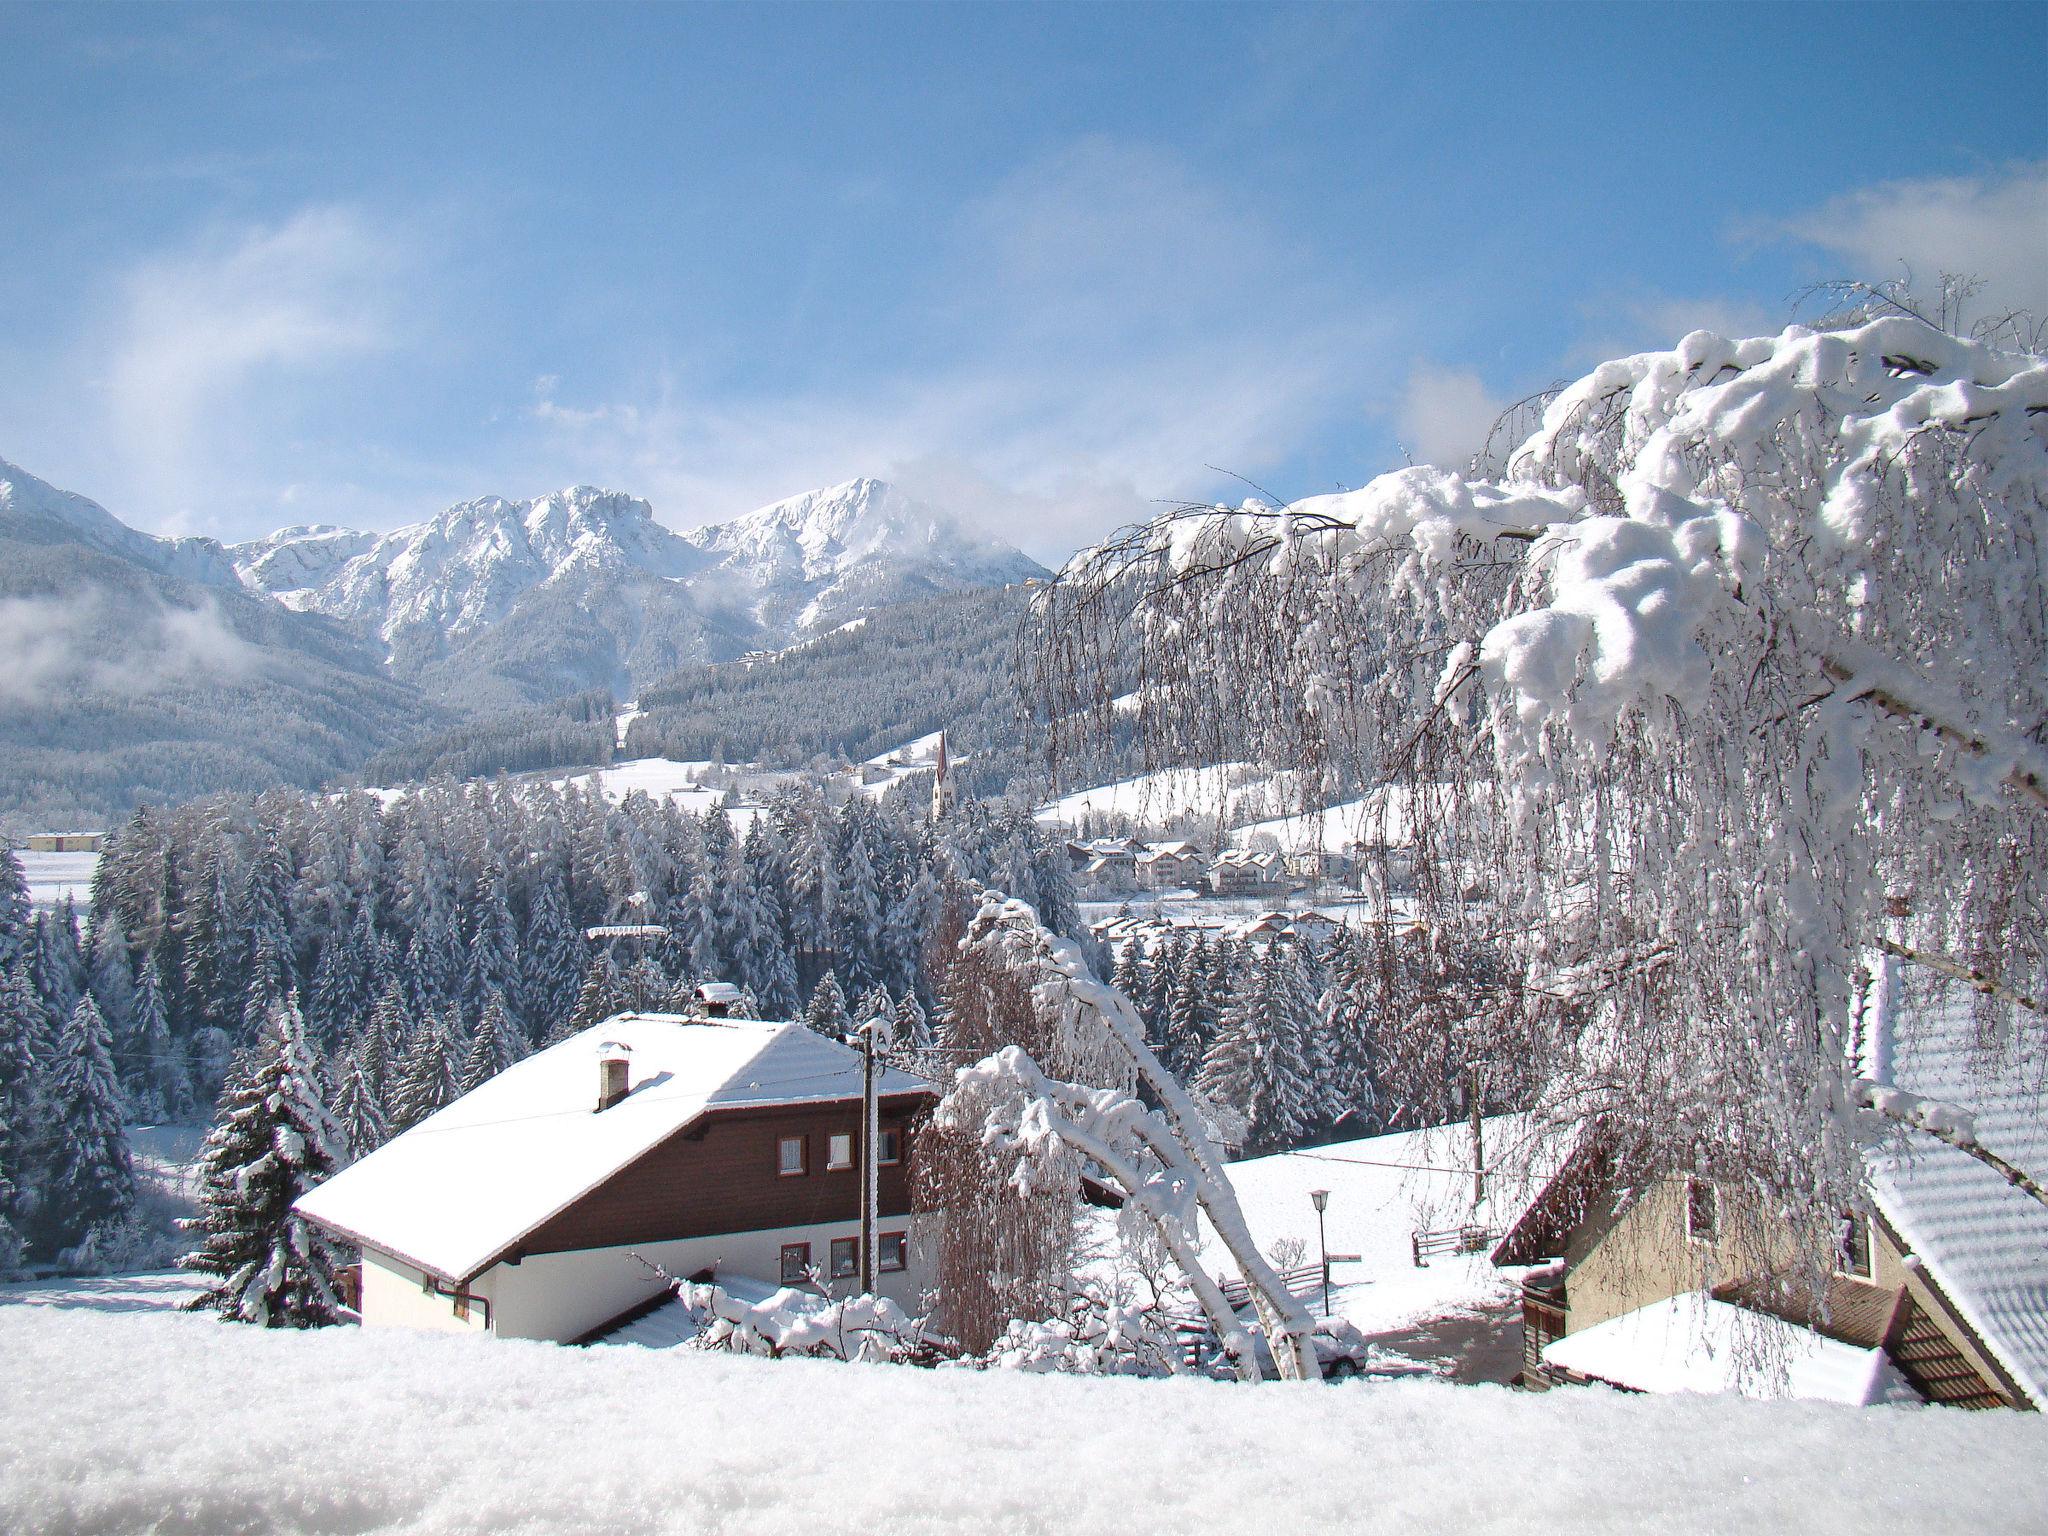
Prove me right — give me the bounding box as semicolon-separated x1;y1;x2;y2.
2;2;2043;561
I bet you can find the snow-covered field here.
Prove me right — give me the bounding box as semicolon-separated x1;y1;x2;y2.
1197;1118;1560;1347
558;758;773;832
0;1290;2036;1535
18;848;98;910
1036;764;1291;832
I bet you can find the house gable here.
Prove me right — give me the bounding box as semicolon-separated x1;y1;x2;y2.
512;1092;929;1263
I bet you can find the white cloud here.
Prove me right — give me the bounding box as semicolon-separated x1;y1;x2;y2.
1771;162;2048;326
0;592;261;704
1394;363;1509;472
103;205;402;530
523;138;1396;561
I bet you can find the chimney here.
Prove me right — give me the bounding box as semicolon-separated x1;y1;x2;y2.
596;1041;632;1112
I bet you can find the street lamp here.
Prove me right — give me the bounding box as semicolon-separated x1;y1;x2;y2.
1309;1188;1331;1318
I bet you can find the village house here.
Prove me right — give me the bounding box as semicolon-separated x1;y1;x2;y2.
23;831;104;853
1135;840;1207;891
296;1014;936;1344
1205;847;1286;897
1493;957;2048;1409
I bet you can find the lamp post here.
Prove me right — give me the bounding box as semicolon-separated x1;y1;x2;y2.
1310;1188;1331;1318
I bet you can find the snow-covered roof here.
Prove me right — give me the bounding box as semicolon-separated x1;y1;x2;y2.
1862;957;2048;1406
1543;1292;1915;1406
295;1015;932;1283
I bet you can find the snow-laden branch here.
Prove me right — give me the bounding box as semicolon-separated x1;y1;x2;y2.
1849;1078;2048;1212
943;893;1323;1381
939;1044;1259;1376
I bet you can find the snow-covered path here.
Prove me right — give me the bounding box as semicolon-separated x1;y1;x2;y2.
0;1304;2036;1534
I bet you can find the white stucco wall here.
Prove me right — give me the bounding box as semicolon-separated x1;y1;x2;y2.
360;1247;489;1335
361;1221;931;1344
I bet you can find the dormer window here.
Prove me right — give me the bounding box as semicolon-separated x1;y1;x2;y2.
1838;1211;1873;1279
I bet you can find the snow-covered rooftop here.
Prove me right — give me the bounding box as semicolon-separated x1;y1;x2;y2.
1863;956;2048;1406
295;1015;931;1283
1543;1292;1915;1406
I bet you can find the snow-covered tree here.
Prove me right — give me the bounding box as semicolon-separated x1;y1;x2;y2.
803;970;850;1039
1027;312;2048;1261
460;992;522;1093
389;1010;461;1130
38;995;136;1256
0;849;31;973
331;1045;391;1163
123;953;188;1124
181;995;348;1326
554;953;628;1043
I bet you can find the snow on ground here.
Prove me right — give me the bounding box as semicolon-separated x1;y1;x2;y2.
1199;1117;1563;1341
18;848;98;910
613;704;644;750
0;1298;2036;1535
559;758;771;833
1226;789;1414;854
1036;764;1294;832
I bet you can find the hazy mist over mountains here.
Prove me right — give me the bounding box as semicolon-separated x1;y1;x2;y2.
0;454;1045;828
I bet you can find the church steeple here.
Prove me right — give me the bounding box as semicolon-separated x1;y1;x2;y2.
932;730;956;820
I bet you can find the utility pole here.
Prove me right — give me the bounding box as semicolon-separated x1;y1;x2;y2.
851;1014;893;1294
1469;1060;1486;1210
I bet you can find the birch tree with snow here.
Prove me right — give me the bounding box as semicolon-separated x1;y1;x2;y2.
1025;311;2048;1276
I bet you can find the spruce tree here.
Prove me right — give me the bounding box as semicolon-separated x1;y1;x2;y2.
803;970;850;1038
40;995;136;1257
892;990;931;1053
181;995;347;1326
390;1011;461;1130
555;953;628;1043
332;1046;391;1163
0;961;46;1245
0;848;31;973
460;993;522;1093
125;954;189;1124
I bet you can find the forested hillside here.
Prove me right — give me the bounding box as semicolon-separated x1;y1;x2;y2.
0;461;438;834
624;585;1141;795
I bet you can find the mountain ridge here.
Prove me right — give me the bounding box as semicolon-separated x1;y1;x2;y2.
231;475;1046;705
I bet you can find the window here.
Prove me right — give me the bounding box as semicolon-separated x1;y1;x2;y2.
830;1236;859;1279
827;1132;854;1170
1838;1211;1873;1278
780;1243;810;1284
1685;1177;1719;1243
878;1232;908;1273
877;1127;902;1166
778;1135;806;1176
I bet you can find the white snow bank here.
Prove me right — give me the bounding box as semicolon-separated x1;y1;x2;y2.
1543;1292;1916;1406
0;1305;2037;1535
1200;1117;1562;1337
19;848;98;910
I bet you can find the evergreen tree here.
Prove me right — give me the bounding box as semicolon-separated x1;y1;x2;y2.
32;901;88;1034
181;996;347;1326
460;993;522;1093
0;849;31;973
38;995;136;1256
462;858;521;1031
1194;946;1320;1155
519;866;585;1041
892;990;931;1053
332;1046;391;1163
124;954;189;1124
854;983;895;1029
0;962;47;1244
84;919;136;1053
554;953;628;1044
389;1011;461;1130
803;970;850;1038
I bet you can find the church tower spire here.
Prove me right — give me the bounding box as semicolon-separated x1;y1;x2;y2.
931;730;956;820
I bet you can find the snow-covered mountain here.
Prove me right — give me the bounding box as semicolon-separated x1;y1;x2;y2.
232;477;1045;706
684;477;1046;634
0;457;434;830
